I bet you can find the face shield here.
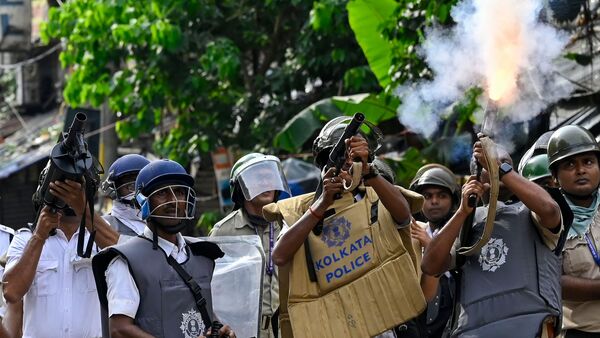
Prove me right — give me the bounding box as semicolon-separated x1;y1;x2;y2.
146;184;196;220
237;160;291;201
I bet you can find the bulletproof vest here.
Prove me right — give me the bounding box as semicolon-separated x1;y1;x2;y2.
92;236;221;338
454;201;561;337
263;186;426;338
102;214;139;237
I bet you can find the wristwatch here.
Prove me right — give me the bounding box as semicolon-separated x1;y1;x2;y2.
362;163;380;181
499;162;513;179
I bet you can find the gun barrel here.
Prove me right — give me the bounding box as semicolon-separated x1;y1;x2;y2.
481;100;498;136
63;113;87;150
327;113;365;168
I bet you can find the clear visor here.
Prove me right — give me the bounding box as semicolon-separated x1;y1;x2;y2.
238;161;291;201
145;185;196;220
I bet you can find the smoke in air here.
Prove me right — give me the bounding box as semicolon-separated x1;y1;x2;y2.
397;0;574;137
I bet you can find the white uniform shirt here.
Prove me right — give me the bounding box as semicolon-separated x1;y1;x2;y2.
6;228;101;338
0;225;14;318
105;227;188;318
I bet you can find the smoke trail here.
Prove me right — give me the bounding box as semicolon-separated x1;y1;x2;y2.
397;0;574;137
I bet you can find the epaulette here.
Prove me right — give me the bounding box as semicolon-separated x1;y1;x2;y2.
0;224;14;235
212;209;240;230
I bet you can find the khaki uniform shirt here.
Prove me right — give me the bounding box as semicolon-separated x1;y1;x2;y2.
562;208;600;332
210;209;279;338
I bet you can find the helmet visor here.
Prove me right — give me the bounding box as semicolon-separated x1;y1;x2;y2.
146;185;196;220
238;160;291;201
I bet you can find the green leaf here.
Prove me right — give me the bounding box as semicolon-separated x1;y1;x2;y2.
332;93;398;122
310;1;335;32
564;52;592;66
347;0;397;87
274;93;399;153
273;97;338;153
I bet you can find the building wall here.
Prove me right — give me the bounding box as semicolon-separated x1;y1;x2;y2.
0;159;46;229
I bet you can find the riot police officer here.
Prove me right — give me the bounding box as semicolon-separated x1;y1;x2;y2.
267;116;426;338
101;154;151;236
92;159;235;338
210;153;290;338
548;125;600;337
422;142;563;337
409;164;459;338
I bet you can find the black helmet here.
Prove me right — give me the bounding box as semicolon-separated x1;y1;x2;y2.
312;116;382;168
409;164;460;201
547;125;600;168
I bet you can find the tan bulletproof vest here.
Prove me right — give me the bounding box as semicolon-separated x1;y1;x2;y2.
264;186;426;338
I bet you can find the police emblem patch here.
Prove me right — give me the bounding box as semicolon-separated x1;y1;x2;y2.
321;217;351;247
180;309;205;338
478;238;508;272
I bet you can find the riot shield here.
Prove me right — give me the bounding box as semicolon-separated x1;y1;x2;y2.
207;235;265;338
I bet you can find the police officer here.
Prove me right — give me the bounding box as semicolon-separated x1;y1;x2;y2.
0;224;14;321
101;154;151;236
409;164;459;338
210;153;290;338
0;224;16;338
267;116;426;338
3;178;109;337
92;159;235;338
547;126;600;337
422;142;563;337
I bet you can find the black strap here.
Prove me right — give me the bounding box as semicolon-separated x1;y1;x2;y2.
370;201;378;224
446;269;462;337
77;184;96;258
166;255;213;327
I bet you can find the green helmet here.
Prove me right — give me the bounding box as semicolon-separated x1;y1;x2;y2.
229;153;290;207
409;164;459;196
547;125;600;168
521;154;552;182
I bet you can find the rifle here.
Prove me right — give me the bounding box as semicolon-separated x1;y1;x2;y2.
457;100;500;260
326;113;365;176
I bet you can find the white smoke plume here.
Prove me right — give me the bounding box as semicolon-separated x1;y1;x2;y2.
397;0;574;137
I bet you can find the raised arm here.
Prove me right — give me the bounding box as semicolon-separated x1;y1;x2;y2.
49;179;120;247
422;177;484;276
272;168;343;266
473;141;560;230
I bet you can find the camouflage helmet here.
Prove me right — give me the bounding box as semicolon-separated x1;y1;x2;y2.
521;154;552;182
547;125;600;168
409;164;459;196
